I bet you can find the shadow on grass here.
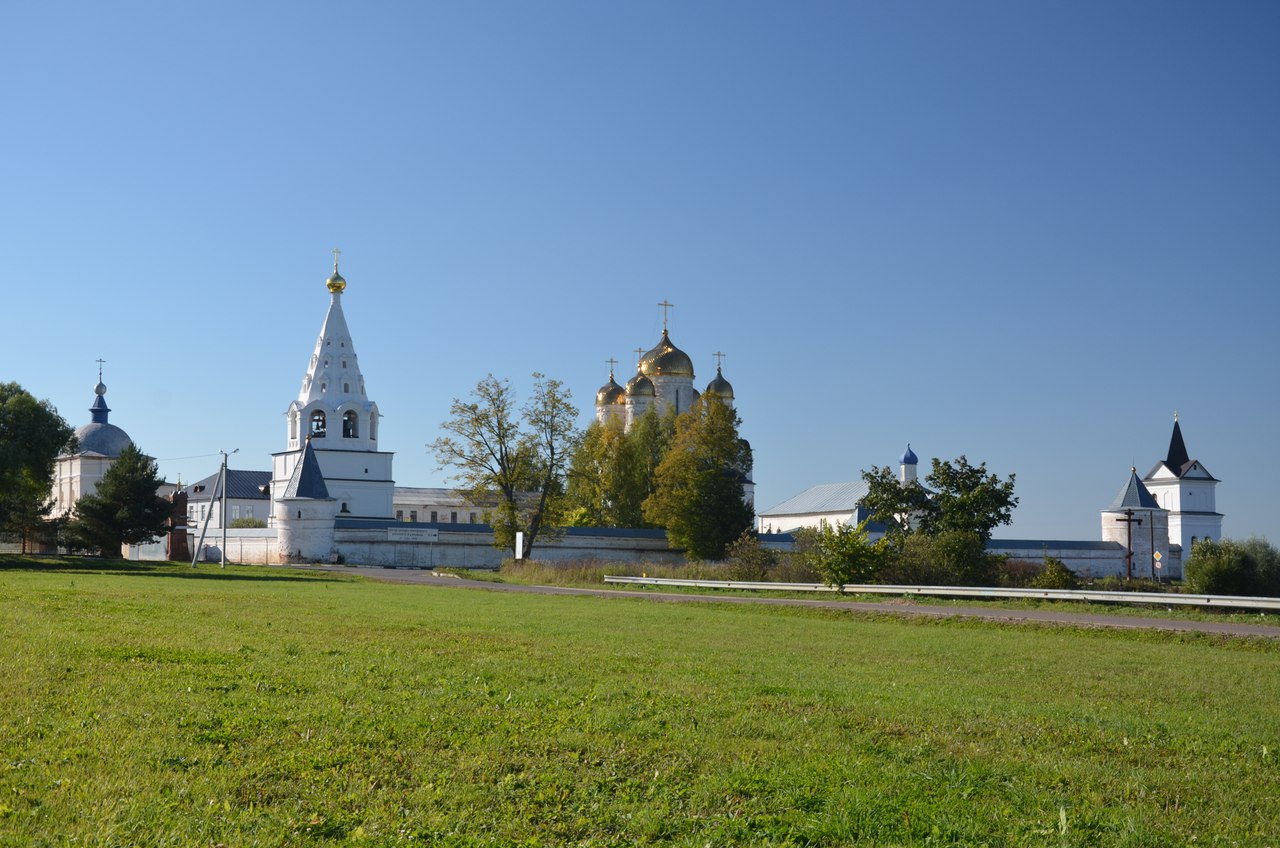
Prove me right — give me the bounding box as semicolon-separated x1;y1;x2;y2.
0;556;353;583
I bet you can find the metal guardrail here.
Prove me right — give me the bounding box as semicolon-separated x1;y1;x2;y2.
602;576;1280;611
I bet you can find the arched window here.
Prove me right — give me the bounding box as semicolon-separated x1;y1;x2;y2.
370;414;377;441
289;411;298;440
343;410;359;438
310;410;326;438
343;382;350;393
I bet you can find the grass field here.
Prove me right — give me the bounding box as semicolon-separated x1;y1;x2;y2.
1;559;1278;846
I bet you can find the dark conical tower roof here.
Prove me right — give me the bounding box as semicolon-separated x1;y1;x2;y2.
1166;415;1190;472
283;437;331;499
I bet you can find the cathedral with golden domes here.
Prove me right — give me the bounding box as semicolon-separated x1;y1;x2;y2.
592;304;752;506
594;306;737;431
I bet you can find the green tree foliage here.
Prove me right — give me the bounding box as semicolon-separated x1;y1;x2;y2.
565;408;675;529
0;382;75;531
858;465;934;540
431;374;580;558
69;444;170;558
793;519;886;587
1185;538;1280;597
642;397;753;561
861;455;1017;543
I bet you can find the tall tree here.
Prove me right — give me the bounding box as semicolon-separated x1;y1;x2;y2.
564;407;674;528
861;455;1016;544
69;444;170;558
430;374;580;558
926;455;1018;542
643;396;753;560
0;382;75;534
859;465;936;540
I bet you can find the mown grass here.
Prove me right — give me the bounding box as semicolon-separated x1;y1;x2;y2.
1;557;1278;846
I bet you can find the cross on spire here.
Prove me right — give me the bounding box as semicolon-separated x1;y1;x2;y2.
658;299;673;331
332;247;341;272
95;358;106;381
606;357;618;377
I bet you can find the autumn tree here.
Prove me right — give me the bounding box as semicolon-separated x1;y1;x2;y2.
69;444;170;558
642;396;753;560
431;373;580;558
564;407;674;528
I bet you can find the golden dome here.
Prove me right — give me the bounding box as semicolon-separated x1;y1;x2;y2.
704;367;734;400
596;375;625;406
625;369;655;397
639;330;694;378
326;270;347;294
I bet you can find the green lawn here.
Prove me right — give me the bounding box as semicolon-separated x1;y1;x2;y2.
1;559;1277;846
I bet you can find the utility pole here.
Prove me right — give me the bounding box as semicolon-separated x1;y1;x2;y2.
219;448;239;568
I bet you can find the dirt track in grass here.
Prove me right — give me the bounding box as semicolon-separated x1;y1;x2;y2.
307;565;1280;640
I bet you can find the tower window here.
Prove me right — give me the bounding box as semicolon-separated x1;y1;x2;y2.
310;410;326;437
430;511;437;522
343;383;350;393
341;503;350;514
343;411;359;438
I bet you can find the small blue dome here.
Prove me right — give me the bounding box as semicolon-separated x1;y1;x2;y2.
900;443;918;466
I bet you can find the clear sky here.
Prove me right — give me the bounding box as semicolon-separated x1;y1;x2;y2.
4;1;1277;543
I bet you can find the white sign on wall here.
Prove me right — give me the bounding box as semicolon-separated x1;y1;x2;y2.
387;527;440;542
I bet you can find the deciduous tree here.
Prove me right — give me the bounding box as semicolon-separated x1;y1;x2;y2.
642;397;753;560
431;374;580;558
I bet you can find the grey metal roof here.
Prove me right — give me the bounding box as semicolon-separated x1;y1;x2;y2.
185;470;272;502
1106;471;1160;511
74;422;132;458
282;440;331;499
759;481;871;517
987;539;1123;552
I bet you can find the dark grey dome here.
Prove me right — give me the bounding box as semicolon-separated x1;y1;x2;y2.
75;422;133;457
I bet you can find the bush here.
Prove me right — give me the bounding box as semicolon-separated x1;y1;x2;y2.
793;520;886;588
229;517;267;529
1030;557;1079;590
1185;538;1280;597
884;530;996;586
993;559;1042;588
723;530;778;580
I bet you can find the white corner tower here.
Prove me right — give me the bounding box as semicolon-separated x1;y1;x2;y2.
1141;413;1222;552
271;252;395;522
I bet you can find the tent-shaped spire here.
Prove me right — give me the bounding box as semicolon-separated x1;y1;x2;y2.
1107;468;1160;511
1165;414;1190;472
282;438;331;500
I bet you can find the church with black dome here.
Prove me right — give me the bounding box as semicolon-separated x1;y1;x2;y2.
50;368;137;517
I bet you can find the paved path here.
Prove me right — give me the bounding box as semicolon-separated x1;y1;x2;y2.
308;566;1280;641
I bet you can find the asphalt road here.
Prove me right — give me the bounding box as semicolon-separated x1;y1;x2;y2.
307;565;1280;641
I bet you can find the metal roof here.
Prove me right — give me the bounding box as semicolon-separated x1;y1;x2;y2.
185;469;272;502
282;440;331;499
1106;471;1160;511
759;481;871;517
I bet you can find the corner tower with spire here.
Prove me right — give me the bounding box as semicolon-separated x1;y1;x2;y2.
270;253;395;523
1141;413;1222;552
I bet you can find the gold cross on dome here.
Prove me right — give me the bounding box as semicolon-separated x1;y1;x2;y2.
634;347;645;368
657;299;673;330
713;351;725;370
332;247;341;271
606;357;618;377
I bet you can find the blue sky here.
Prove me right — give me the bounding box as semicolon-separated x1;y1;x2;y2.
3;1;1277;542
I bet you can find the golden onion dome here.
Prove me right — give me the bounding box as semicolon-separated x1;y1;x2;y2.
625;369;655;397
596;375;625;406
704;367;734;399
326;269;347;294
639;330;694;378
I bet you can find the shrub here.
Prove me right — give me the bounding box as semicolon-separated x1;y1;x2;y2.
723;530;778;581
993;559;1042;588
229;517;267;529
884;530;996;586
1030;557;1079;590
1185;538;1280;597
794;520;886;588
